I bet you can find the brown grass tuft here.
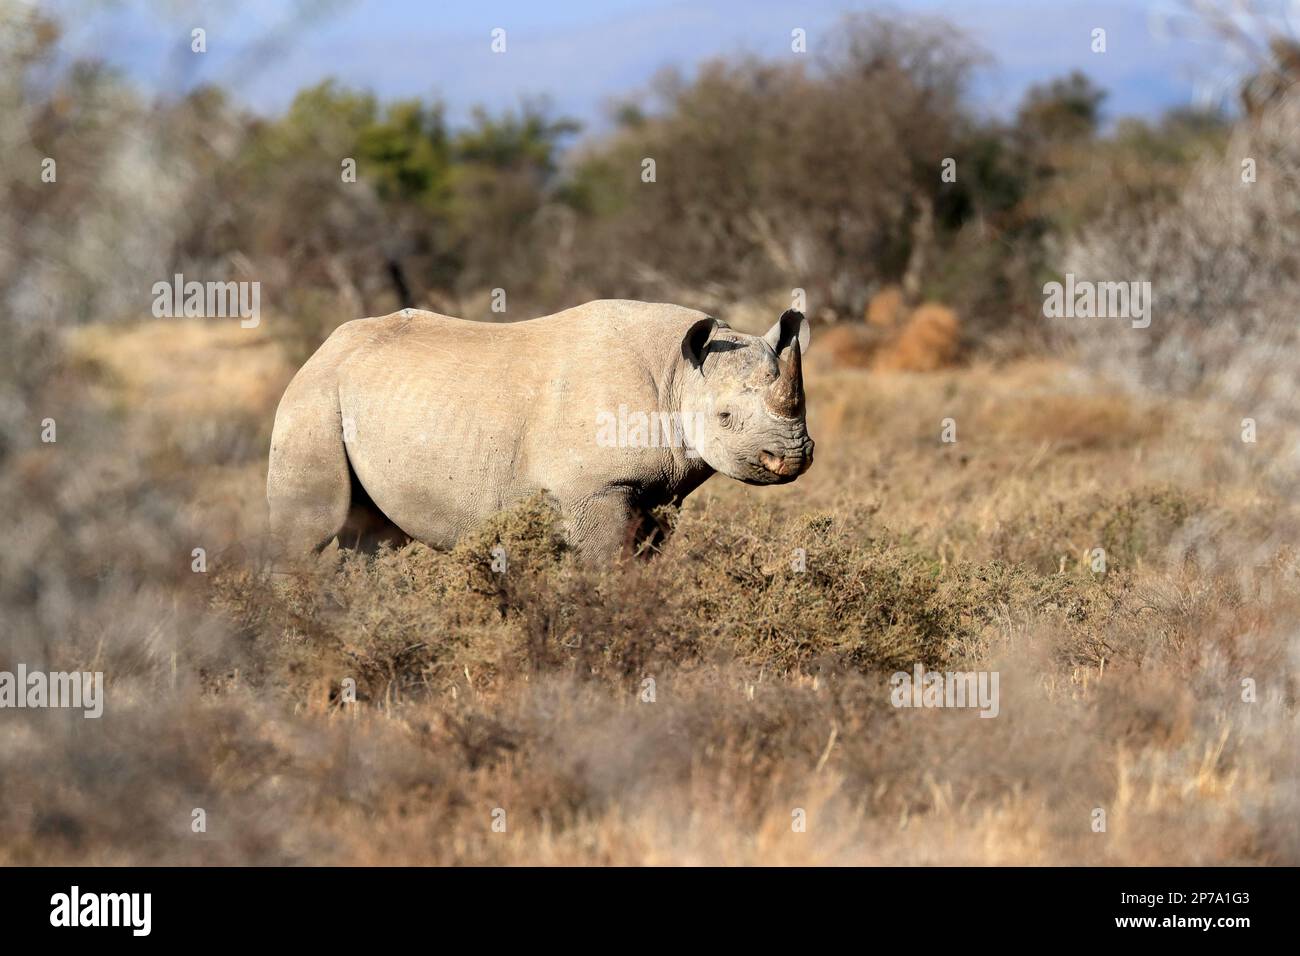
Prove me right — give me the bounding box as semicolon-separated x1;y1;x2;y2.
873;302;962;372
866;285;907;329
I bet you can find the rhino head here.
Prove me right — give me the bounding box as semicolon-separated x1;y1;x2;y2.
679;309;815;484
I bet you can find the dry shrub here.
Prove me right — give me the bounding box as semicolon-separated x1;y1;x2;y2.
873;302;961;371
662;504;1106;673
865;285;906;329
819;299;962;372
210;496;1123;704
1057;90;1300;496
989;486;1203;574
814;322;877;370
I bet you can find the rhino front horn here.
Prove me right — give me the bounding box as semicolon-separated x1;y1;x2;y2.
766;338;805;419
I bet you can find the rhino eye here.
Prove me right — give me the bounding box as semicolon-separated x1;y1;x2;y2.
717;411;733;427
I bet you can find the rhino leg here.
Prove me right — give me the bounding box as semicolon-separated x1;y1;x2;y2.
266;363;352;556
564;490;667;563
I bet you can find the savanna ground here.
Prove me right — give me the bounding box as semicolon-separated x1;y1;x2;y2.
3;304;1295;866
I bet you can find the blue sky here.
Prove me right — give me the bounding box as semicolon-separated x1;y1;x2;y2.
48;0;1264;131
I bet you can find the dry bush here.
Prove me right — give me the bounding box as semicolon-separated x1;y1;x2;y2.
873;303;962;372
818;295;962;373
209;497;1027;698
988;486;1201;574
1056;91;1300;495
866;285;907;329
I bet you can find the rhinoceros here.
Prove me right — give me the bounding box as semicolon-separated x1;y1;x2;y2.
266;299;814;561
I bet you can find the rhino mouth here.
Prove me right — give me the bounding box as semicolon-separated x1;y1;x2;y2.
754;441;814;483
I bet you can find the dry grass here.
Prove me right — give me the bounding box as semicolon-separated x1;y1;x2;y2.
1;317;1296;865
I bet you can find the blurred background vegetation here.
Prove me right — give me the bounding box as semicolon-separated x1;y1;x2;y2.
9;3;1293;362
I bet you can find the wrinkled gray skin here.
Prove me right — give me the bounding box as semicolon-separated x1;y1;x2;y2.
267;299;814;562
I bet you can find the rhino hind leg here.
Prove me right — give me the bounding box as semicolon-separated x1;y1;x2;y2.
266;368;353;556
336;468;411;553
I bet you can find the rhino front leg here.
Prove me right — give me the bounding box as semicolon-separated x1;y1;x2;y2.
563;489;655;564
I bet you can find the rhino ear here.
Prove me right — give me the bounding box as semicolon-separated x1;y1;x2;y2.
682;317;722;370
764;309;811;356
